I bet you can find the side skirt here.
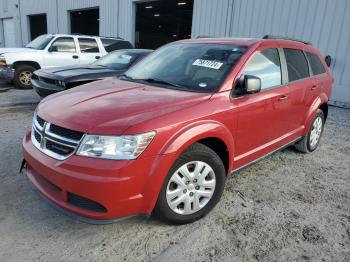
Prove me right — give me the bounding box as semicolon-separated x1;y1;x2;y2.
228;136;303;177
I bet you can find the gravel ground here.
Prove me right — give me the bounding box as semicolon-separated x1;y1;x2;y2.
0;87;349;262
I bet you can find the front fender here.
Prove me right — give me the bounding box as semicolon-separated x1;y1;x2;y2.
304;93;328;136
141;121;235;213
4;52;43;67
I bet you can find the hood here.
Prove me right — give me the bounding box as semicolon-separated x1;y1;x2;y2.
37;78;211;134
0;48;37;54
36;65;119;81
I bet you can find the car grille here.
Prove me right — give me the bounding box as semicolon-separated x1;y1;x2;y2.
31;113;84;160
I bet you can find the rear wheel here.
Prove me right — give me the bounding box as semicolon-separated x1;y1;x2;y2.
295;109;325;153
155;143;226;224
13;65;36;89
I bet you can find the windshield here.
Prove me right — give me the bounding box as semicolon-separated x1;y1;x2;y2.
26;35;54;50
124;43;247;92
93;51;143;69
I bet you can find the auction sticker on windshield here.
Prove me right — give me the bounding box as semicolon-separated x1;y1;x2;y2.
192;59;223;70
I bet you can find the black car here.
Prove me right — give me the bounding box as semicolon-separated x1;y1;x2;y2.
31;49;152;97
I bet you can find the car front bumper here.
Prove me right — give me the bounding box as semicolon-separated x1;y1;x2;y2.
0;66;14;81
31;79;65;97
22;130;175;222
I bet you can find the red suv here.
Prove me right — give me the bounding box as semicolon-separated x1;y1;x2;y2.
23;37;333;224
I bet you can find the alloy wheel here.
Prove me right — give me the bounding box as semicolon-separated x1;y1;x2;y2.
19;71;33;86
310;116;323;147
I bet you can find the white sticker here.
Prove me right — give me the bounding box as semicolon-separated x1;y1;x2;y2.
192;59;223;70
199;83;207;88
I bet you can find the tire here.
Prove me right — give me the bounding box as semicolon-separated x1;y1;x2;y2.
13;65;36;89
295;109;325;153
154;143;226;224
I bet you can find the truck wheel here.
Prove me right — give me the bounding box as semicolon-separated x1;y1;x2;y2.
295;109;325;153
154;143;226;224
13;65;36;89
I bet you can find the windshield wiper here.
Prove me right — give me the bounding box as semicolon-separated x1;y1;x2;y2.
137;78;184;88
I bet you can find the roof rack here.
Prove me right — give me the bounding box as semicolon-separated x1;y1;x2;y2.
262;35;311;45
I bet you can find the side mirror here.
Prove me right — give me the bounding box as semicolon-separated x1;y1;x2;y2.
244;75;261;94
48;46;58;52
325;55;332;67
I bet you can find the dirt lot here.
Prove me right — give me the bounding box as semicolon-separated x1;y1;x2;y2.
0;85;350;262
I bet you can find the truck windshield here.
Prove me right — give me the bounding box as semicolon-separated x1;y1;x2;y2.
26;35;54;50
124;43;247;92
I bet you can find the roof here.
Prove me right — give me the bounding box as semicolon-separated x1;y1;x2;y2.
176;37;314;49
46;34;124;40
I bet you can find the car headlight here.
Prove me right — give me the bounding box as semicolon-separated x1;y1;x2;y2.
77;131;156;160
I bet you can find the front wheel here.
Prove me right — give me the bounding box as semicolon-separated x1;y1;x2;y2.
13;65;36;89
155;143;226;224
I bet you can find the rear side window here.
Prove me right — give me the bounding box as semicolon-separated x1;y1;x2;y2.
284;48;309;82
101;38;133;52
242;48;282;90
306;52;326;75
78;38;99;53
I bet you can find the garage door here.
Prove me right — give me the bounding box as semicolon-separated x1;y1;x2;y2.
3;18;15;47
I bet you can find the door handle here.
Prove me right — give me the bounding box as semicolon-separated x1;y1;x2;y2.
311;85;317;90
72;55;79;59
95;56;100;59
278;95;288;101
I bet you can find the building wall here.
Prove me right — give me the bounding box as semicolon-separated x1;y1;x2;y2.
191;0;350;105
1;0;349;104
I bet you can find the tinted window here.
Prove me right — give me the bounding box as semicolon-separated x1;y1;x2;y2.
125;44;247;93
50;37;76;52
306;52;326;75
101;38;133;52
78;38;99;53
242;48;282;90
284;48;309;82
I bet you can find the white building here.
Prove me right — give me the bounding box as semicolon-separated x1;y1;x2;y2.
0;0;349;106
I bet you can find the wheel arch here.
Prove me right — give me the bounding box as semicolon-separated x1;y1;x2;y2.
304;94;329;135
160;120;234;174
13;61;41;70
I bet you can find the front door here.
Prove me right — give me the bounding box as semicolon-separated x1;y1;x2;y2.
232;48;288;169
44;37;80;68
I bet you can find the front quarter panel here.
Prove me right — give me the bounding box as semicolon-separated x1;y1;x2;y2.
4;51;44;67
140;120;235;213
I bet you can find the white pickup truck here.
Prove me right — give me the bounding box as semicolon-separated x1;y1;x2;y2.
0;34;133;88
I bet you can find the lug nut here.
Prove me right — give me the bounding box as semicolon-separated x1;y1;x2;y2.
193;179;197;183
195;186;200;190
183;189;187;193
189;192;194;196
185;181;190;185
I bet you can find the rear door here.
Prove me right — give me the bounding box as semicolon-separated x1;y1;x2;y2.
44;37;80;67
77;38;103;64
283;48;312;131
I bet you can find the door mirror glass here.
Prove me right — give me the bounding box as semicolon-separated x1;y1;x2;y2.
244;75;261;94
